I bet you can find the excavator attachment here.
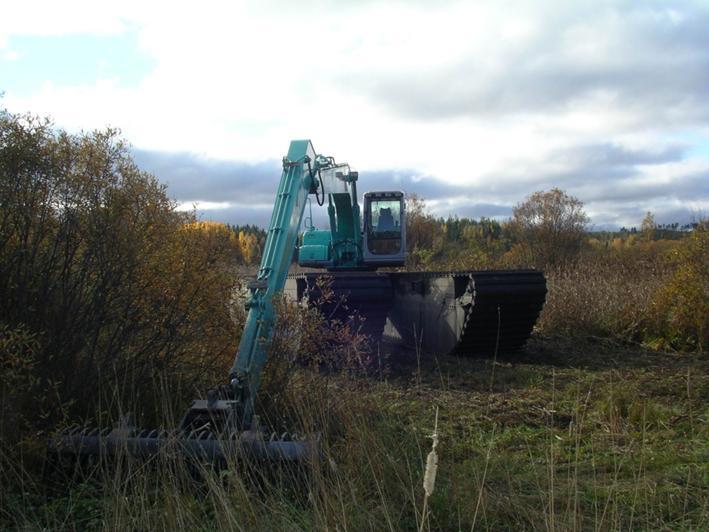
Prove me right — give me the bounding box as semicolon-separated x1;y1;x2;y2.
286;269;546;357
51;397;319;467
52;425;316;464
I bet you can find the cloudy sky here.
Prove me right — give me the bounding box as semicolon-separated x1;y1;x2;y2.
2;0;708;229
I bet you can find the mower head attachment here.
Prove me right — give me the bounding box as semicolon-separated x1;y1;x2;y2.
52;389;318;465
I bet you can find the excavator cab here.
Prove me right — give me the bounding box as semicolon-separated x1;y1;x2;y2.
363;191;406;267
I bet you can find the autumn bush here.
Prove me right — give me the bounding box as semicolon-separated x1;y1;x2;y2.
506;188;589;269
0;110;238;457
256;276;380;428
0;323;41;456
645;221;708;352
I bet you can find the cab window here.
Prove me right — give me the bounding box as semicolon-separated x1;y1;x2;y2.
367;199;402;254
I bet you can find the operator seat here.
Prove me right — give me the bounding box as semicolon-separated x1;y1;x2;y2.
377;208;394;231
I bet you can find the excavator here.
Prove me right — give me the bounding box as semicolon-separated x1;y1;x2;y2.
54;140;546;463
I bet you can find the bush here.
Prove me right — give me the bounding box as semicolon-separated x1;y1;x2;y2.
646;222;708;352
507;188;589;268
257;277;378;426
0;324;40;446
0;109;237;439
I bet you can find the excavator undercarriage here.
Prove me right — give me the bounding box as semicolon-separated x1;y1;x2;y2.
286;269;546;357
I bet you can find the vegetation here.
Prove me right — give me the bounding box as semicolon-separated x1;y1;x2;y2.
507;188;590;268
186;221;266;267
2;338;706;531
0;109;239;458
1;109;707;530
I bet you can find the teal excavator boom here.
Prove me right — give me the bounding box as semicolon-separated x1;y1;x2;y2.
229;139;406;426
228;140;319;427
228;139;372;426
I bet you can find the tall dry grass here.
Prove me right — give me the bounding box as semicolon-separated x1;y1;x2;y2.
538;252;672;343
1;372;428;530
536;230;709;353
3;331;707;531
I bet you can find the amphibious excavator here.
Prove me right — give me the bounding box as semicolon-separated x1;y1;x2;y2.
54;140;546;464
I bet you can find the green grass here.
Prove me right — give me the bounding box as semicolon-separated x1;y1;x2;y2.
2;336;707;531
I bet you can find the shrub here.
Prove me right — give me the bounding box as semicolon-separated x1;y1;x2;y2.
507;188;589;268
646;222;708;352
0;324;40;445
0;109;237;437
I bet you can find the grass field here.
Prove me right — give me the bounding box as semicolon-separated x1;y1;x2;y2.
3;335;706;531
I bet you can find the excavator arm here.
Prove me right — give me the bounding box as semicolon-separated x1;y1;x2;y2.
228;140;359;427
53;140;334;463
228;140;317;425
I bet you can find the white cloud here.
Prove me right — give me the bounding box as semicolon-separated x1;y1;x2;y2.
2;49;20;61
3;0;709;226
0;0;135;38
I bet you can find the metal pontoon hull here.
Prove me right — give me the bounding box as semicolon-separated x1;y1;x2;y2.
286;270;547;357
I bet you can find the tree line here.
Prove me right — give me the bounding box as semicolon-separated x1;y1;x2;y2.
185;221;265;266
405;191;699;271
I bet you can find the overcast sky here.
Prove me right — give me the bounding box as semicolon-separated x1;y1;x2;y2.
2;0;708;229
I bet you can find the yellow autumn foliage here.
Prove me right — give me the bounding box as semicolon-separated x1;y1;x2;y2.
183;220;262;265
647;221;708;352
